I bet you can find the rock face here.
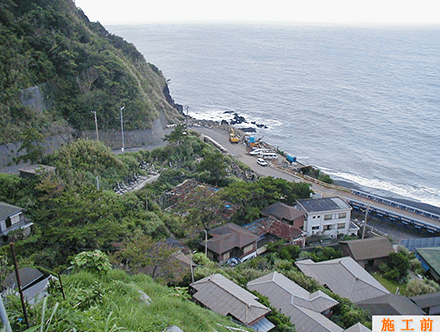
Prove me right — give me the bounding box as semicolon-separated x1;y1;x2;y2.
163;84;184;115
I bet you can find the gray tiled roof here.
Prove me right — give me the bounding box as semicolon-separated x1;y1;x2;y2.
0;202;23;220
356;294;425;315
191;274;270;326
345;323;372;332
296;257;389;303
296;197;351;213
410;291;440;309
248;272;342;332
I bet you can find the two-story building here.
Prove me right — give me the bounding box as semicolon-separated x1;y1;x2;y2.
296;197;358;237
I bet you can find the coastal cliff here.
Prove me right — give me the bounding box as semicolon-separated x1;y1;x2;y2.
0;0;182;157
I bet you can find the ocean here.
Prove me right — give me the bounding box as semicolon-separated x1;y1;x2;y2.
107;23;440;210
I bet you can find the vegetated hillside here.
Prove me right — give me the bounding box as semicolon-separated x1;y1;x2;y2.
0;0;180;144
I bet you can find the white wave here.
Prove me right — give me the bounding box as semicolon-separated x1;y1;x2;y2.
326;170;440;208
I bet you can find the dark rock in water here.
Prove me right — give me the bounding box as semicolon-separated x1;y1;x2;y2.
231;113;247;125
239;127;256;133
224;110;234;114
221;119;229;125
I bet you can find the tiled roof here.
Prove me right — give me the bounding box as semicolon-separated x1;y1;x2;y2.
244;217;303;241
248;272;342;332
356;294;425;315
410;291;440;309
296;257;389;303
340;237;394;261
262;203;305;221
204;223;259;254
191;274;271;326
345;323;372;332
0;202;23;220
296;197;351;213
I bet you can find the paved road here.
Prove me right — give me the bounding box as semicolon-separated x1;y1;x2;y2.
193;126;440;241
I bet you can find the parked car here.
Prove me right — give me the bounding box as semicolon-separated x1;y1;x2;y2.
257;158;268;166
250;149;263;155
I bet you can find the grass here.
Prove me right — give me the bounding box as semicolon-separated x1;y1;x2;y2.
8;269;254;332
372;271;407;294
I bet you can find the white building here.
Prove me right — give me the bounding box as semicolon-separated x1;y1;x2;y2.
296;197;358;237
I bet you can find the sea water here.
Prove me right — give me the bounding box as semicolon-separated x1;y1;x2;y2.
107;23;440;209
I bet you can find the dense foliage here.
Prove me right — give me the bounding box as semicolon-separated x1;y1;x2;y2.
0;0;178;144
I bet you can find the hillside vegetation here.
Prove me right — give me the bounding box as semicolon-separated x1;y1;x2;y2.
0;0;179;144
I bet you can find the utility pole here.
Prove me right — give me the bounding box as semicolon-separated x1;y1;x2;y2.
10;243;29;328
362;205;370;239
185;105;189;129
92;111;99;141
203;229;208;256
120;106;125;152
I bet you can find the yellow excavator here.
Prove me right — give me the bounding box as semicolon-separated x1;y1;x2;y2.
229;128;240;143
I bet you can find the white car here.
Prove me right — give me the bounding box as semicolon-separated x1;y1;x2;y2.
257;158;268;166
250;149;263;156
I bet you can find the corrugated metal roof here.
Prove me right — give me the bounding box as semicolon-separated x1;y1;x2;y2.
296;197;351;213
296;257;389;303
191;274;270;326
249;317;275;332
340;237;394;261
416;247;440;274
248;272;342;332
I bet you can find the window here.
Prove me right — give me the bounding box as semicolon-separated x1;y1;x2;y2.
323;225;331;230
312;226;319;230
324;214;332;221
223;252;230;260
339;212;347;219
243;244;253;253
5;217;11;228
338;223;346;229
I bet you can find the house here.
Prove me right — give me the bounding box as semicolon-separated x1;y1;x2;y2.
2;267;55;304
190;274;275;332
296;257;390;303
248;272;342;332
295;197;358;237
202;223;259;263
244;216;306;248
356;293;425;316
0;202;33;245
410;291;440;315
247;272;371;332
415;247;440;282
262;203;305;229
339;237;394;269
